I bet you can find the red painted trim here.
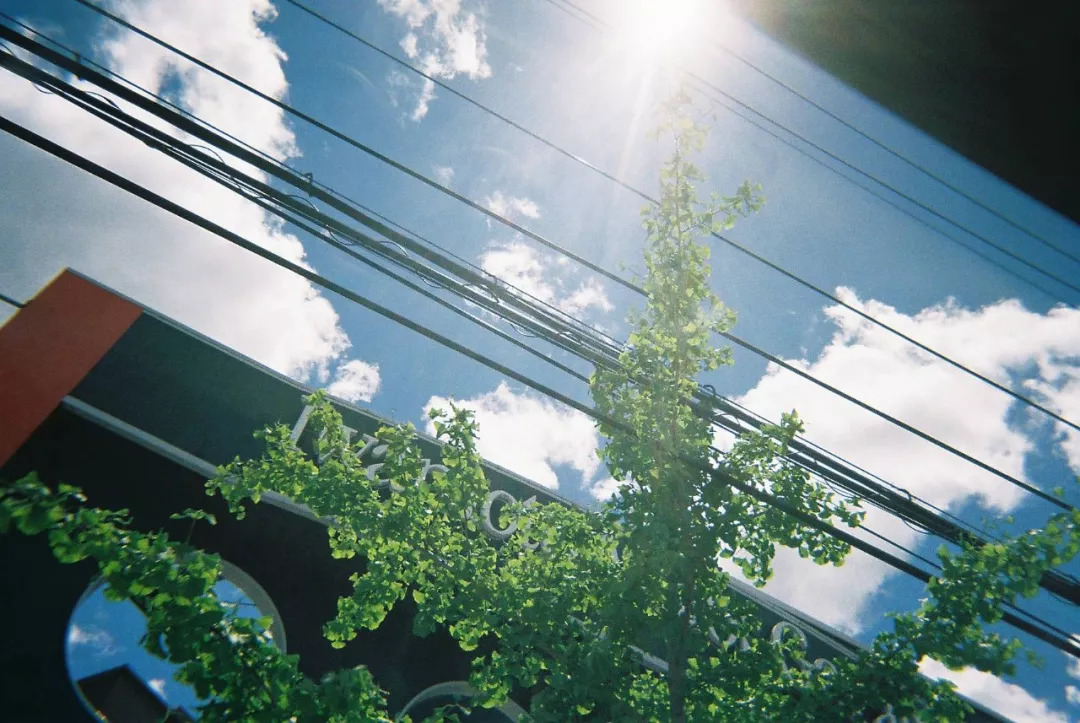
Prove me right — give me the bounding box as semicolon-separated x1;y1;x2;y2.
0;271;141;466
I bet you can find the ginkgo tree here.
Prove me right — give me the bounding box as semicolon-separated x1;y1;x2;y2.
3;96;1078;722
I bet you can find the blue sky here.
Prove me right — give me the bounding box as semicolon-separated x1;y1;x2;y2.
67;579;267;716
1;0;1079;719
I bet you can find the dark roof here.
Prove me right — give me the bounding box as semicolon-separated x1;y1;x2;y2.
728;0;1080;224
76;665;193;722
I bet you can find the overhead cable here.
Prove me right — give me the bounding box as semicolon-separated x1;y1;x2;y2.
3;113;1075;660
6;33;1075;526
702;8;1080;266
11;43;1080;616
58;2;1080;440
284;0;1066;304
0;291;25;309
547;0;1080;284
67;0;639;295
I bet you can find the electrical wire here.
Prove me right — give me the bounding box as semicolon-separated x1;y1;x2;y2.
0;12;609;356
0;291;26;308
547;0;1080;282
285;0;1067;305
8;18;1080;605
3;112;1075;659
701;9;1080;267
9;43;1079;605
55;2;1080;442
6;33;1071;549
66;0;639;295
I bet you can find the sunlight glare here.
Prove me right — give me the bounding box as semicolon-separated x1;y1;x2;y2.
613;0;705;66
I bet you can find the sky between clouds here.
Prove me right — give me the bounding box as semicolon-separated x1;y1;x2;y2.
1;0;1079;718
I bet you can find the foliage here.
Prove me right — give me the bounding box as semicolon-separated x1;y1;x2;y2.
0;473;392;722
3;95;1080;721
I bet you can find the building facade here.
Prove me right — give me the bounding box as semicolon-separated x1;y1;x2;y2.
0;271;1000;721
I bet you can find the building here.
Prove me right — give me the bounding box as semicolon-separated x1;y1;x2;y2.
727;1;1080;226
0;270;1001;720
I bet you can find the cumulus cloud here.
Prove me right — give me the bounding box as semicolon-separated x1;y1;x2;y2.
424;382;600;490
68;624;118;657
410;77;437;121
1066;646;1080;706
726;290;1080;633
587;476;629;502
1027;368;1080;474
326;359;382;403
377;0;491;120
484;190;540;220
480;242;613;317
0;1;378;383
147;677;167;696
920;659;1069;723
433;164;455;186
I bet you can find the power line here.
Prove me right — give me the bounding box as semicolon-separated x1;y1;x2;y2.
702;12;1080;267
274;0;1072;306
7;34;1074;523
542;0;1080;300
66;0;639;296
0;291;25;308
90;1;1080;436
9;1;1080;594
17;52;1079;607
0;13;614;363
13;42;1080;626
549;0;1080;273
0;26;1034;552
4;113;1074;659
281;1;1071;311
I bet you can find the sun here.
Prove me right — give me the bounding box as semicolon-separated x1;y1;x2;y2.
611;0;706;66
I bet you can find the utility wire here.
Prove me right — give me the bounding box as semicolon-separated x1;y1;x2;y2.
6;36;1071;529
8;11;1080;593
67;0;639;296
548;0;1080;276
94;6;1061;553
4;113;1075;660
285;0;1067;303
0;291;25;308
76;1;1080;437
18;52;1079;605
682;73;1063;303
0;13;610;360
702;10;1080;267
275;0;1071;307
12;32;1074;524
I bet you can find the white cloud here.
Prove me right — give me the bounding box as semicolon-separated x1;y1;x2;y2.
483;190;540;220
1066;646;1080;706
588;476;626;502
480;242;613;317
560;277;615;316
326;359;382;403
920;658;1069;723
1027;369;1080;474
68;624;118;657
400;31;420;58
0;1;377;383
424;382;600;490
410;77;437;121
147;677;167;696
377;0;491;120
726;290;1080;633
433;164;455;186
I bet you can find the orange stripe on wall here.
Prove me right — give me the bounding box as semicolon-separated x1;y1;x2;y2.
0;271;141;466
